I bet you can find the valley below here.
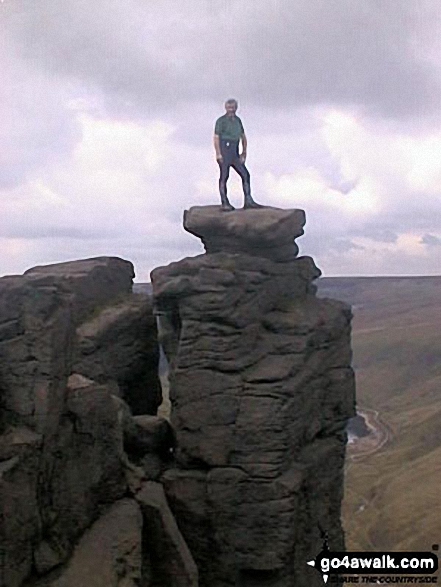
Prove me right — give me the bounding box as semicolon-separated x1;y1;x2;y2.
318;276;441;557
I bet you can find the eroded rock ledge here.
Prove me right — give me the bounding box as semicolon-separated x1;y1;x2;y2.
152;206;356;587
183;205;306;260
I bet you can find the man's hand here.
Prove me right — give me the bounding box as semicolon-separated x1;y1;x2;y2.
240;133;247;164
214;134;222;163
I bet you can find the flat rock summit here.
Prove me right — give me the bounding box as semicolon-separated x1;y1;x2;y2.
183;205;306;260
0;205;356;587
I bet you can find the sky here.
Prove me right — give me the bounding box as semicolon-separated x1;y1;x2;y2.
1;0;441;281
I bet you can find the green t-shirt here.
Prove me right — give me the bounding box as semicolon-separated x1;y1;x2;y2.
214;114;245;141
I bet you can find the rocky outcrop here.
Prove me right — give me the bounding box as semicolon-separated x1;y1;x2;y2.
73;293;161;415
1;209;356;587
151;206;356;587
137;482;198;587
0;271;72;438
29;499;143;587
23;257;134;325
0;257;168;587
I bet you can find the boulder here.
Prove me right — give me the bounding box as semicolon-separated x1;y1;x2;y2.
0;256;137;435
0;275;72;437
136;481;198;587
27;499;143;587
30;375;127;569
0;427;42;587
183;205;305;261
125;415;175;458
24;256;134;325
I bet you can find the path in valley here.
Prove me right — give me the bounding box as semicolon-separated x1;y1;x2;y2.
348;407;392;462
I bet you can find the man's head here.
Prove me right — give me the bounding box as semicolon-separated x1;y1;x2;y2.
225;98;238;116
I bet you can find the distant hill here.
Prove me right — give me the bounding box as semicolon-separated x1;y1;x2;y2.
134;282;152;295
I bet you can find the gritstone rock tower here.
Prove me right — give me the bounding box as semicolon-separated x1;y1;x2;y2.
151;206;356;587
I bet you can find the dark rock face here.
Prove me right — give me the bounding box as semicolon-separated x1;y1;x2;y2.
0;271;76;438
73;293;162;415
28;498;144;587
0;257;165;587
137;481;199;587
24;256;134;325
44;374;128;559
151;206;356;587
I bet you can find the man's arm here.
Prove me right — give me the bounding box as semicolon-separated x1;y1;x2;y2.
240;133;247;163
214;134;222;161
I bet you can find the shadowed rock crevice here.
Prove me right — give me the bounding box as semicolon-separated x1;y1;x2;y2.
73;293;161;415
152;206;356;587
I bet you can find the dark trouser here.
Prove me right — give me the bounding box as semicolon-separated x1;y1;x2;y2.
218;139;251;203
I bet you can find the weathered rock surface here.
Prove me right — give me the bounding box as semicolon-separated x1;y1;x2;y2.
0;257;142;432
0;273;72;438
48;374;128;546
0;257;166;587
151;206;356;587
73;293;162;414
0;427;43;586
183;205;305;261
1;211;357;587
27;499;143;587
24;256;134;324
136;481;198;587
124;415;175;458
0;373;128;587
117;401;175;480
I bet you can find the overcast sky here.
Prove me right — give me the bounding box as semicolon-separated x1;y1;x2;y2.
2;0;441;280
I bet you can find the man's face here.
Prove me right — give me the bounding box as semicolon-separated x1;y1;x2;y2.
225;101;237;116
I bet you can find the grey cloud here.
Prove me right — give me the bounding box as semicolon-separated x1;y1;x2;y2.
420;233;441;246
328;179;360;196
326;237;364;253
229;1;441;119
330;239;365;253
2;0;441;279
344;188;441;242
0;225;123;240
5;0;441;121
301;233;365;257
387;198;441;233
351;227;398;244
2;0;440;192
0;106;81;189
0;32;82;188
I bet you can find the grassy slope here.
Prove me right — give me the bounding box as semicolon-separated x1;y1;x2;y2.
317;277;441;553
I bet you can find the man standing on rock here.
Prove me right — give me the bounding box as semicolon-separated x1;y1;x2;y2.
214;98;264;211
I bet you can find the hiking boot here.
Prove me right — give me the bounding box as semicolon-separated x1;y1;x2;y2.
243;195;265;209
220;195;235;211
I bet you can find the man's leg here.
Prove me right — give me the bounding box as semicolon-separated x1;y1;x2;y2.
218;160;235;211
231;159;264;209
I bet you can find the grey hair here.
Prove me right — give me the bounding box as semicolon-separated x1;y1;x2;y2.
225;98;238;107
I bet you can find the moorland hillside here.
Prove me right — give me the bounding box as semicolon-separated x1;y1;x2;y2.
318;276;441;552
